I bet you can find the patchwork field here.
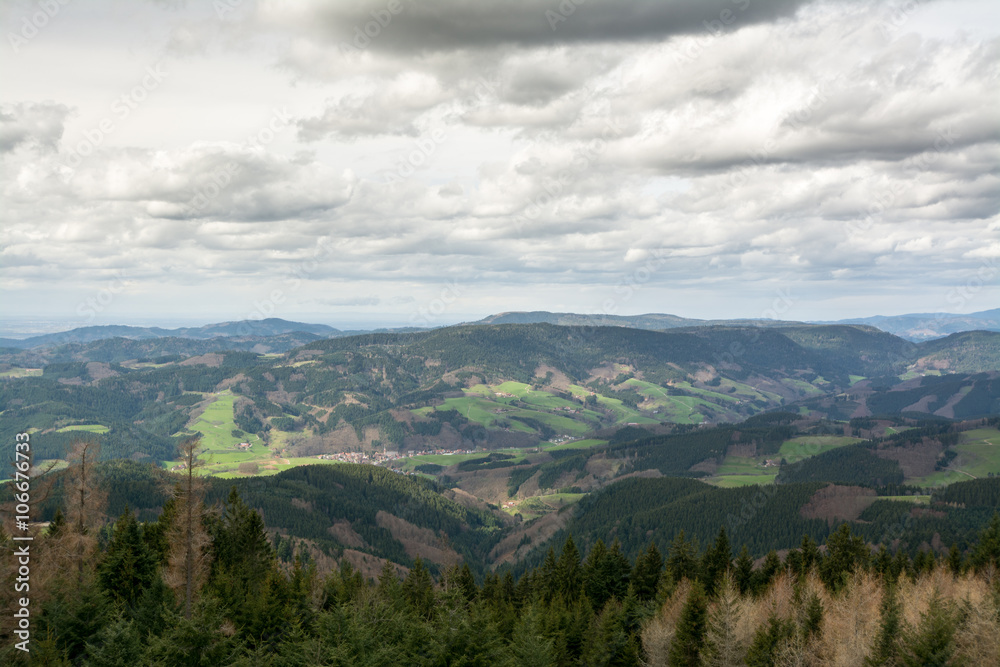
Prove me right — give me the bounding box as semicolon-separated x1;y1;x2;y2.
0;368;42;378
706;456;779;487
707;435;863;487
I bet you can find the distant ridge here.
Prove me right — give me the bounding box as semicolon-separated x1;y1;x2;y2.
3;308;998;351
0;318;340;350
471;309;1000;341
813;308;1000;341
471;311;804;330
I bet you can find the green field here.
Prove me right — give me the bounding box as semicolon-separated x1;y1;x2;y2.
566;384;659;425
56;423;110;434
0;368;42;378
166;392;270;475
909;470;973;487
778;436;863;464
881;495;931;504
398;452;491;470
543;438;607;452
946;428;1000;479
706;456;779;487
708;473;779;488
435;393;598;437
623;379;713;423
507;492;586;519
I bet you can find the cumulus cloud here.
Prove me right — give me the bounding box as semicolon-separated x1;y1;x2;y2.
0;0;997;322
0;102;71;153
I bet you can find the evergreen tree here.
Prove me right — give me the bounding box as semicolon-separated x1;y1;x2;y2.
507;604;555;667
900;590;959;667
584;538;611;608
970;512;1000;574
556;534;582;600
402;557;435;618
820;524;868;591
701;527;731;597
631;542;663;602
947;543;963;577
668;580;709;667
866;583;902;667
733;546;754;596
605;539;633;603
667;530;698;584
744;614;795;667
83;613;143;667
97;507;159;608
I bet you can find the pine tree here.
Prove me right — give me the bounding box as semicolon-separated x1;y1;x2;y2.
668;580;709;666
947;543;963;577
402;557;435;618
971;512;1000;574
83;613;143;667
506;604;555;667
866;583;901;667
702;528;731;597
820;524;868;591
667;530;698;584
745;614;795;667
733;545;754;595
97;507;158;607
900;589;959;667
584;538;610;608
632;542;664;602
556;534;582;600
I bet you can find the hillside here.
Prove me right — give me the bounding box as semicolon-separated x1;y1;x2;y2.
2;324;998;470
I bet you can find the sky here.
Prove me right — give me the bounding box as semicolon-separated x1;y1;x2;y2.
1;0;998;333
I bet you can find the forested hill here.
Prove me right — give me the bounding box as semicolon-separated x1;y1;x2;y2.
1;323;999;468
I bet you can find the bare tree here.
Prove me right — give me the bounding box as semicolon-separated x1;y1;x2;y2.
63;440;107;584
165;436;210;618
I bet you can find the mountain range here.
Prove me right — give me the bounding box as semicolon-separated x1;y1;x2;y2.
2;308;996;351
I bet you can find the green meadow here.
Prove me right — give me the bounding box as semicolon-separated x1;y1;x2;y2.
56;423;110;434
778;436;863;464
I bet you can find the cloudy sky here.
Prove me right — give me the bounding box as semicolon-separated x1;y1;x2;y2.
1;0;997;332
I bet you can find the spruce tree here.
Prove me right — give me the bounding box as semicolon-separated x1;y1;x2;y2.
668;580;709;667
632;542;664;602
900;590;959;667
866;583;901;667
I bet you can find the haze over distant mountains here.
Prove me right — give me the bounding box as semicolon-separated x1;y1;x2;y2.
473;309;1000;341
0;308;997;350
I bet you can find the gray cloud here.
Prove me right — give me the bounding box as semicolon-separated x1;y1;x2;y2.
266;0;816;52
0;102;71;153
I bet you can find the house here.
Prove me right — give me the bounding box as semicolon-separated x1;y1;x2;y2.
237;442;252;451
